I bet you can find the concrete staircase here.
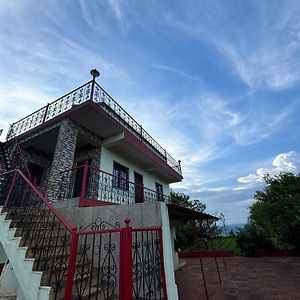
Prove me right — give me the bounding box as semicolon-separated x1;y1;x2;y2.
0;205;112;300
0;206;51;300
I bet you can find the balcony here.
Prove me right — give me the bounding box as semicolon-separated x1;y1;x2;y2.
6;80;182;177
59;163;171;205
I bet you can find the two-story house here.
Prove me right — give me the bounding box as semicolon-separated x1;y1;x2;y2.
0;69;217;300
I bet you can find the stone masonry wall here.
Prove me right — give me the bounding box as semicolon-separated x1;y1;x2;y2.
46;119;78;201
22;148;52;195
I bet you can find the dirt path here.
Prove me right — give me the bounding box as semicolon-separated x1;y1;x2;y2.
175;256;300;300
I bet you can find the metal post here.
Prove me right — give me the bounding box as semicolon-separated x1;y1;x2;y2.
42;103;50;123
199;251;209;300
90;78;95;102
209;224;222;284
141;185;145;203
89;69;100;102
64;227;79;300
80;161;89;200
119;218;133;300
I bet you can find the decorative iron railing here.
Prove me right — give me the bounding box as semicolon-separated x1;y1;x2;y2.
6;79;182;176
0;169;74;299
6;81;93;141
0;168;168;299
132;227;167;299
59;163;171;205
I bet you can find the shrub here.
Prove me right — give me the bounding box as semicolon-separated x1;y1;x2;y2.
236;223;274;257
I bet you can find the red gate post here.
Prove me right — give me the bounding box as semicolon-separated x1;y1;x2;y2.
80;161;89;200
119;218;133;300
4;169;18;207
64;227;79;300
199;251;210;300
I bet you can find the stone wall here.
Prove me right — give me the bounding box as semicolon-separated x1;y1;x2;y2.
22;148;52;195
46;119;78;201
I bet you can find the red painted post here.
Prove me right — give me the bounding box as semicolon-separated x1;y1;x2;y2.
4;170;18;207
199;252;209;300
119;218;133;300
80;161;89;200
64;227;79;300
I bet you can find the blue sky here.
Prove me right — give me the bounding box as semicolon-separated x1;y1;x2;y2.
0;0;300;224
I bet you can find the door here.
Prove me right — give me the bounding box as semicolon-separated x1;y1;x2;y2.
28;164;44;185
134;172;144;203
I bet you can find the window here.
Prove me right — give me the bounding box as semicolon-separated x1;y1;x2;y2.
113;162;129;190
155;182;164;201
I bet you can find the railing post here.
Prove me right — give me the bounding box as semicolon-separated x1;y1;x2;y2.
140;125;143;142
64;227;79;300
4;169;18;207
42;103;50;123
119;218;133;300
90;69;100;102
141;185;145;203
80;161;89;200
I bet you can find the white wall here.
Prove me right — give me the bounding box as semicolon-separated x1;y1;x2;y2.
100;146;170;195
160;204;179;300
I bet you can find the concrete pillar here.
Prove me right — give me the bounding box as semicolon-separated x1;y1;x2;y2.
46;119;78;202
160;203;179;300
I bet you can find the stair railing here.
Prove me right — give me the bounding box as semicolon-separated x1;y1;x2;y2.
0;168;168;300
0;168;75;299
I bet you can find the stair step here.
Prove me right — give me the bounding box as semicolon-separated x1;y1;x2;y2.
49;280;111;300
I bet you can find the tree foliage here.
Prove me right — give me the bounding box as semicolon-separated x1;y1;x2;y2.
236;223;274;256
171;191;206;212
249;172;300;249
171;191;219;251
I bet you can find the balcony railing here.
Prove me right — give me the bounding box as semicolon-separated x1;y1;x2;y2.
6;80;182;176
59;163;171;205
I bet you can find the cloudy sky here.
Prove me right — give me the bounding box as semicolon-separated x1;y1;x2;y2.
1;1;300;224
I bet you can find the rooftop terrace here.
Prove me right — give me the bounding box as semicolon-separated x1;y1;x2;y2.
6;75;182;176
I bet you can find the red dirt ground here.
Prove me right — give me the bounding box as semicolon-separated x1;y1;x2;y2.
175;256;300;300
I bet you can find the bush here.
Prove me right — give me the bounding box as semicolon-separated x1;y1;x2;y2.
236;223;274;257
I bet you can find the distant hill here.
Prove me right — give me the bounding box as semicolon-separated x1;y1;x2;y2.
221;223;245;235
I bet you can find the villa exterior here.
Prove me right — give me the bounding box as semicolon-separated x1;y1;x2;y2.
0;70;216;300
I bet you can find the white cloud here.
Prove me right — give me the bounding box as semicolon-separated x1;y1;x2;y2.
165;1;300;91
108;0;126;25
238;151;300;184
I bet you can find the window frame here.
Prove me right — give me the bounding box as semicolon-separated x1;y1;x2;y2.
112;161;129;190
155;182;164;201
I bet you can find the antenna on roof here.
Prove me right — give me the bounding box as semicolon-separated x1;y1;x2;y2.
90;69;100;80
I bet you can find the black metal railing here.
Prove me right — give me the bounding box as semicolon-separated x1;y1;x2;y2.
6;80;182;176
1;168;168;299
132;227;167;299
74;230;121;299
0;170;74;299
59;164;171;205
6;81;93;141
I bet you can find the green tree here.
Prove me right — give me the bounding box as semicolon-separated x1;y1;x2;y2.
171;191;206;212
249;172;300;249
171;191;220;250
236;223;274;256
